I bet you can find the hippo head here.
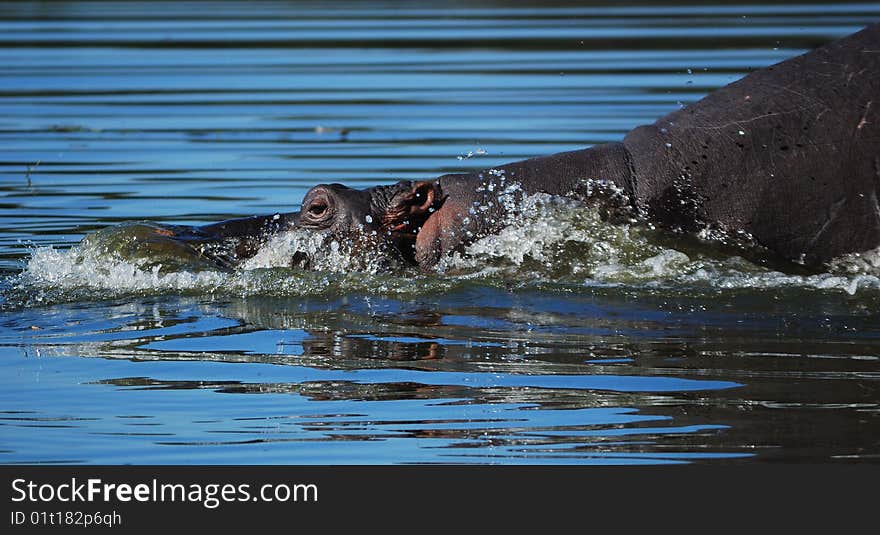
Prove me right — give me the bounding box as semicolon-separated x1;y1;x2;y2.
289;146;640;270
291;179;446;269
288;173;509;271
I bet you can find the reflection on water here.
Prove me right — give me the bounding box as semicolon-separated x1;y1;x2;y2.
1;1;880;464
2;290;879;464
0;299;746;465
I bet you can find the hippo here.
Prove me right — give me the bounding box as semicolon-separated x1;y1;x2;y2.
150;23;880;272
128;179;440;270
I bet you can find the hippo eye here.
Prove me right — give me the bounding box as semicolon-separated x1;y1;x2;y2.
307;201;328;217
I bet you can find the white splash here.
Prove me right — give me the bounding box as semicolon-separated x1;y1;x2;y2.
8;225;407;308
457;147;488;161
11;193;880;307
242;228;390;274
20;245;227;297
439;190;880;295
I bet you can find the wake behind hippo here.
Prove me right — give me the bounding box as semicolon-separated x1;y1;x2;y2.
112;23;880;274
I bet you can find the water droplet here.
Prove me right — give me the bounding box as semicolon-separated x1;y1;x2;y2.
365;215;373;224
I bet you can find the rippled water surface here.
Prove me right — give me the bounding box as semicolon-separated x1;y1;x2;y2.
1;1;879;464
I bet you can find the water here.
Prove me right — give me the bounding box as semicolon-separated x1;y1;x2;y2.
1;1;879;464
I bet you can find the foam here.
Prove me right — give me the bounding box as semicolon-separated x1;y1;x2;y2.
440;191;880;295
7;191;880;309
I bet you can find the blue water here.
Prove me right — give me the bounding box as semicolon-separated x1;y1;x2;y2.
1;1;879;464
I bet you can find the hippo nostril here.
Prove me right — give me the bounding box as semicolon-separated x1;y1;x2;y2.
291;251;311;269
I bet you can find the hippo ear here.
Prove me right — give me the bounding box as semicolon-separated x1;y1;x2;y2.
382;180;442;232
406;181;438;216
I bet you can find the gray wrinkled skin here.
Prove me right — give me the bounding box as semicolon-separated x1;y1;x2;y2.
108;24;880;273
